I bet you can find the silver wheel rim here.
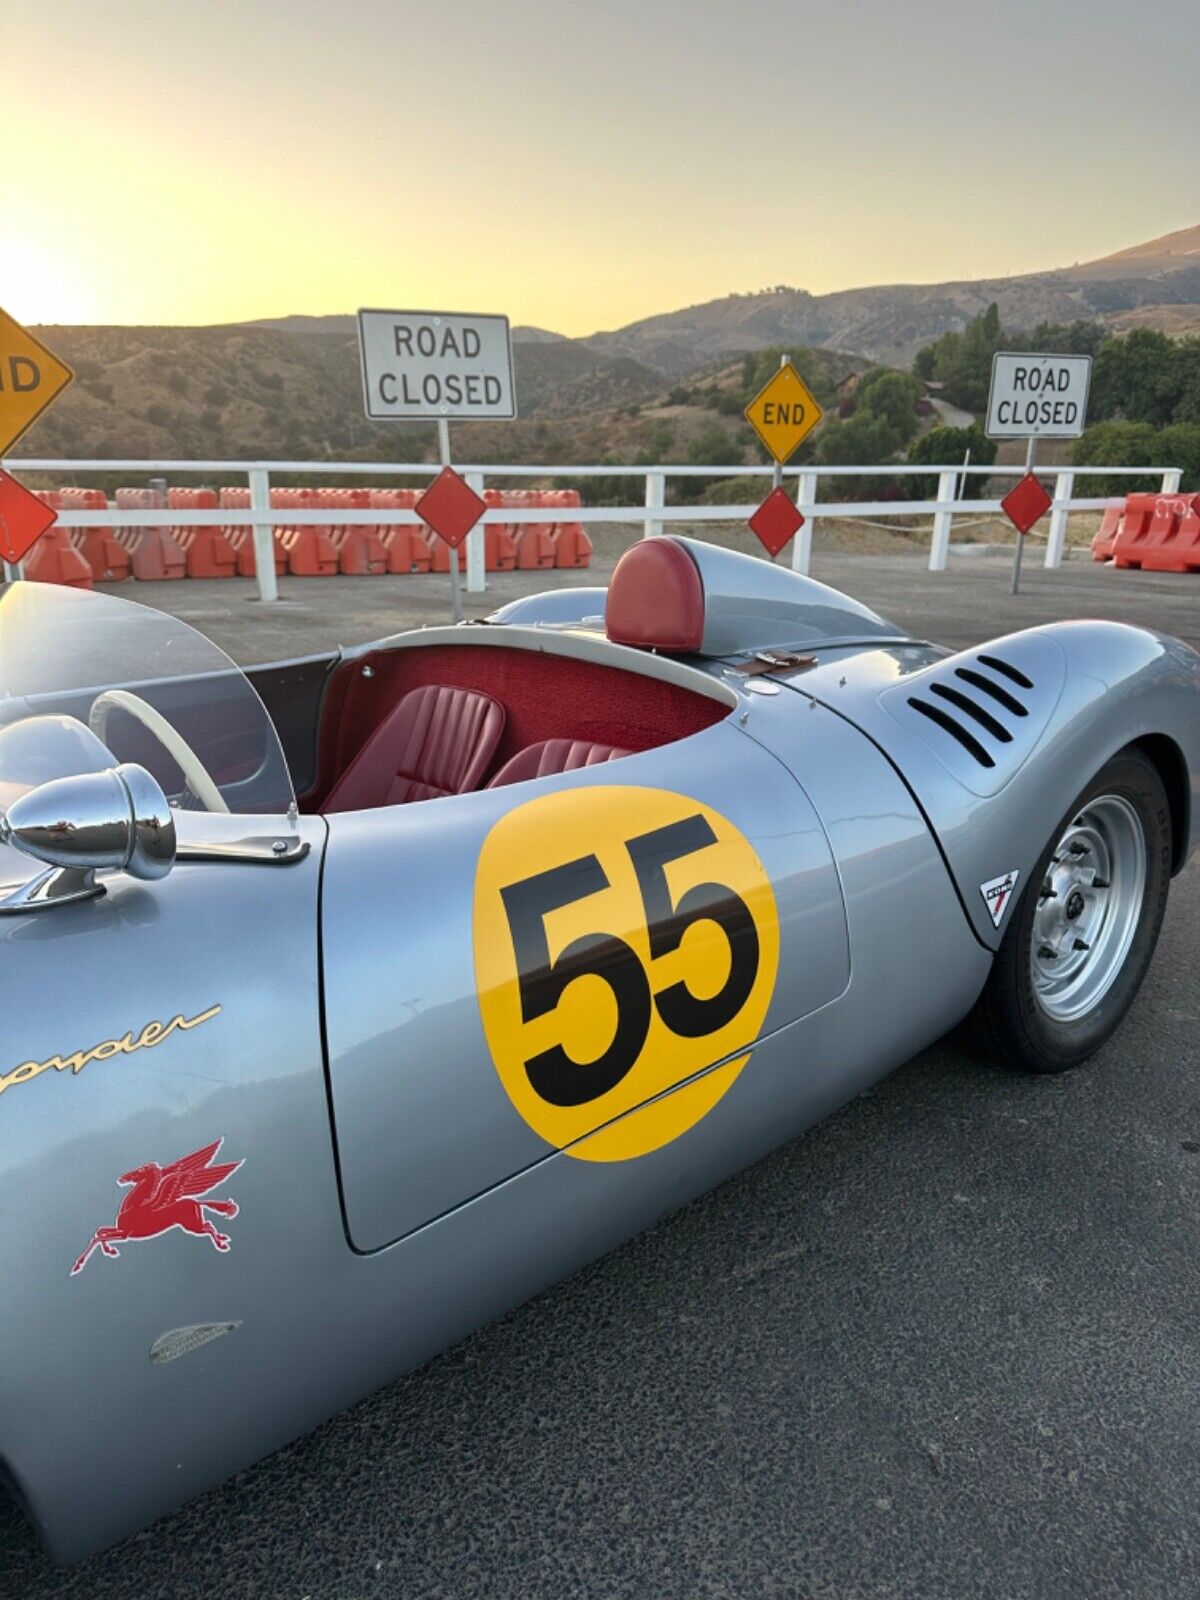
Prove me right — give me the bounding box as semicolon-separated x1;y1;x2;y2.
1031;793;1146;1023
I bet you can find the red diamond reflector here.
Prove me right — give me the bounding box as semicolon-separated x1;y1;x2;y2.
748;487;804;558
415;467;486;549
0;471;58;564
1001;473;1052;537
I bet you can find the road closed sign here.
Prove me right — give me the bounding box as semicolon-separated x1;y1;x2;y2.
357;309;516;421
986;352;1091;439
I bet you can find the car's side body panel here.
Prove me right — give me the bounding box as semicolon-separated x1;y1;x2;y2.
781;623;1200;947
320;719;851;1250
4;695;991;1565
0;818;331;1563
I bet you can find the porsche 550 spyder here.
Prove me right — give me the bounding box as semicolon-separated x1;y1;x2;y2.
1;535;1197;1562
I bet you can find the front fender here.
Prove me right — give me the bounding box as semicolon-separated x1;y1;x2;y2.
787;623;1200;949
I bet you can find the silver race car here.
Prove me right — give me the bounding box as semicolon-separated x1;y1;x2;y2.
2;536;1197;1562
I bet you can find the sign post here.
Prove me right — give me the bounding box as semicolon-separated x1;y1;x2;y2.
0;308;74;583
743;357;823;561
357;309;516;621
986;352;1091;594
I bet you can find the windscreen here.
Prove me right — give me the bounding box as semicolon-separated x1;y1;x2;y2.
0;583;294;815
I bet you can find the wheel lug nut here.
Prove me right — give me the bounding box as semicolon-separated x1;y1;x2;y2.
1039;943;1058;960
1073;937;1090;952
1092;878;1109;890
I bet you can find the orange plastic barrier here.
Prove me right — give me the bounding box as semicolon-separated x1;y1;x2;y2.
275;489;337;576
1091;503;1124;562
509;490;556;570
317;487;387;576
168;487;237;578
1140;493;1200;573
113;488;186;581
219;488;287;578
477;490;516;570
25;496;94;589
371;489;433;573
546;489;592;568
1108;494;1160;568
51;488;131;582
427;532;464;573
1111;493;1171;570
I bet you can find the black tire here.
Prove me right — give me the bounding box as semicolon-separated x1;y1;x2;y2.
973;747;1171;1074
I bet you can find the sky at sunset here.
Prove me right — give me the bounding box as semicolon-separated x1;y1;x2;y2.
4;0;1197;334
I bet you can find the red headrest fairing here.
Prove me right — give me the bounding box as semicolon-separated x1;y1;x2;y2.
605;538;705;653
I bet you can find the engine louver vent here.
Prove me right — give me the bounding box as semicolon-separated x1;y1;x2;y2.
878;633;1065;796
905;651;1035;770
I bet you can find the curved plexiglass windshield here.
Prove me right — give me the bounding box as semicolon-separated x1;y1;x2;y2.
0;584;294;815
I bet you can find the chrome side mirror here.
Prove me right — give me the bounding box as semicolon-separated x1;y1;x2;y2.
0;764;176;913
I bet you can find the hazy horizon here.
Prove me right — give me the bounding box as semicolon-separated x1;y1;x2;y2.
6;0;1197;334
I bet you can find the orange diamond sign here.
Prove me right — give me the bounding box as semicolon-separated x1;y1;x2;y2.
0;471;58;564
744;362;823;464
0;308;74;457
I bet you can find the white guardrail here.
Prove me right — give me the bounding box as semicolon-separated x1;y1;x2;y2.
2;457;1182;604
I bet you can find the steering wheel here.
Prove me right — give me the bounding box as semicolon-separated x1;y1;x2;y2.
89;690;230;815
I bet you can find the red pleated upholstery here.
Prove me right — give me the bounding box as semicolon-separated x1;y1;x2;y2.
487;737;631;788
303;644;727;813
322;684;505;811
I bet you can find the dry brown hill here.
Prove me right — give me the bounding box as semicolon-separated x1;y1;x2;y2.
581;224;1200;374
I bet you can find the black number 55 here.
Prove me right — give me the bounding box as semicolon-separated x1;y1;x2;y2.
499;815;761;1108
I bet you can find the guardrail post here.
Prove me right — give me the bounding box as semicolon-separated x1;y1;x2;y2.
247;467;278;602
464;472;486;593
644;470;664;538
928;470;956;571
1044;471;1074;568
791;470;817;575
1161;469;1182;494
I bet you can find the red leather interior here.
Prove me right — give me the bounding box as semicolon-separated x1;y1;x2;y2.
487;737;631;788
322;683;505;811
304;644;725;811
605;538;705;653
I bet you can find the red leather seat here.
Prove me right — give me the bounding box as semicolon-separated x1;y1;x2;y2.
487;737;630;788
324;684;505;811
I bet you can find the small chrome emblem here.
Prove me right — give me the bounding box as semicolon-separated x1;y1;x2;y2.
150;1321;241;1365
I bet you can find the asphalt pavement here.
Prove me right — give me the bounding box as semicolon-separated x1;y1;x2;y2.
3;548;1199;1599
69;540;1200;664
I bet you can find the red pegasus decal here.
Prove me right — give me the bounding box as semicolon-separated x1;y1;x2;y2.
71;1139;243;1277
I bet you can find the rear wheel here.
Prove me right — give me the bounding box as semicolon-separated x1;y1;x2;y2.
974;748;1171;1073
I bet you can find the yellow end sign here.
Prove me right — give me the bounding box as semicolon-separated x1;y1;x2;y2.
744;362;823;464
0;308;73;457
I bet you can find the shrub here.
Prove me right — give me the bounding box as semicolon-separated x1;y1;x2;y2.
905;424;996;499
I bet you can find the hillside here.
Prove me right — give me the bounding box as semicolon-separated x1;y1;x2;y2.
14;222;1198;467
582;223;1200;373
11;323;664;465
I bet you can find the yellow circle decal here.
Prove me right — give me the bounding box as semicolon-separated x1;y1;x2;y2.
474;786;779;1162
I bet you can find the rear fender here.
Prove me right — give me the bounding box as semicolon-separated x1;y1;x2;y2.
785;622;1200;949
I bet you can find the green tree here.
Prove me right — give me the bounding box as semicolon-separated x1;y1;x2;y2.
686;420;741;467
910;303;1001;413
814;413;902;497
1072;421;1160;493
1157;423;1200;492
855;369;921;445
905;424;996;499
1090;328;1185;427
